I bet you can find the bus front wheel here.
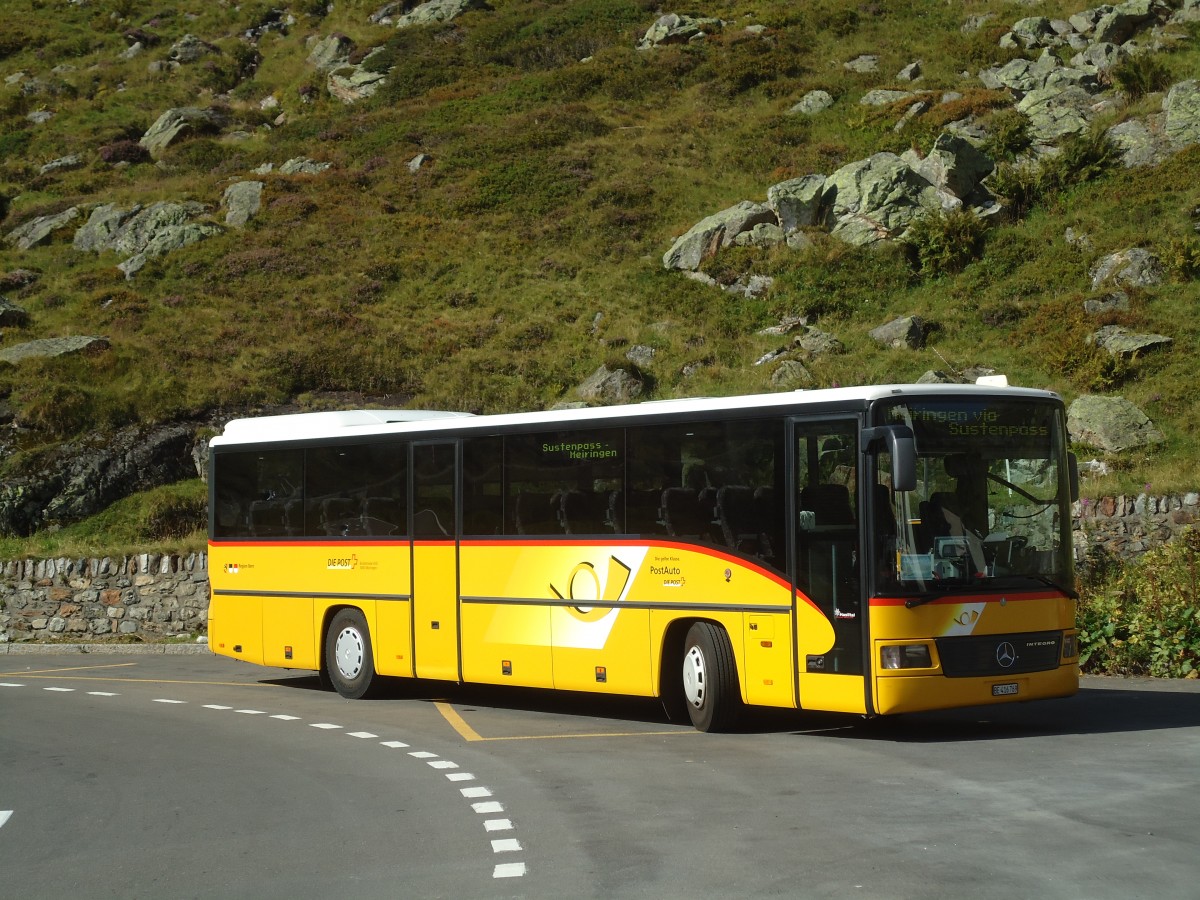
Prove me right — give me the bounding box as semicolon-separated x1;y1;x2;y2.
681;622;741;732
324;608;378;699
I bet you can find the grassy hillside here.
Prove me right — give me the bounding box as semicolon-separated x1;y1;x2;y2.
1;0;1199;555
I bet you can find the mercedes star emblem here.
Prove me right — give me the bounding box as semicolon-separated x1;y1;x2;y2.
996;641;1017;668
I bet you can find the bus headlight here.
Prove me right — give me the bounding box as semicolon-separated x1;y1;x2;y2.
881;644;932;670
1061;632;1078;660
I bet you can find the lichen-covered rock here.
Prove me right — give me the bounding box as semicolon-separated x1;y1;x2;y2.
0;335;110;365
1089;248;1165;290
1164;80;1200;147
767;175;827;231
662;201;777;270
139;107;228;156
222;181;265;228
576;365;645;404
788;90;833;116
869;316;925;350
1067;395;1165;452
825;152;951;245
4;207;80;250
1086;325;1172;359
638;13;723;49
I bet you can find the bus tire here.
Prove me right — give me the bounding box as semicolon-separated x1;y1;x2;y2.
324;608;378;700
681;621;741;732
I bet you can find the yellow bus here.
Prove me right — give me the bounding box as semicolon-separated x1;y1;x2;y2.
207;384;1080;731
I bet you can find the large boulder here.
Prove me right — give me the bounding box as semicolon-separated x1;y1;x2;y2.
376;0;488;28
638;14;722;49
870;316;925;350
307;33;355;71
909;133;994;199
1067;395;1165;452
0;335;110;365
788;90;834;116
1017;84;1096;142
139;107;228;156
1107;116;1172;168
73;203;143;253
662;201;777;270
576;365;645;404
118;222;222;278
1089;248;1165;290
1086;325;1173;359
223;181;264;228
168;34;219;64
1164;80;1200;148
4;207;80;250
767;175;827;232
824;152;951;246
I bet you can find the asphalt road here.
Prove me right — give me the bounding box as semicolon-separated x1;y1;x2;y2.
2;652;1198;899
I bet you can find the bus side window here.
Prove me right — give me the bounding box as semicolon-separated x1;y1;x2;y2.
503;429;622;537
463;437;504;535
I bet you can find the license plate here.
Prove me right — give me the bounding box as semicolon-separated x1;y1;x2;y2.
992;682;1019;696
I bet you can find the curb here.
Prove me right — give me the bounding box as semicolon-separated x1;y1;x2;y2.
0;642;212;655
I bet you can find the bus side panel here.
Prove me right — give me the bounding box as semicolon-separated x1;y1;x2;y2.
793;593;859;712
742;613;796;708
373;599;414;678
552;607;651;695
460;602;553;687
459;544;554;688
262;595;316;669
207;593;265;665
412;543;460;681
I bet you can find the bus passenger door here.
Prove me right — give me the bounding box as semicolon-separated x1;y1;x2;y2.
412;441;461;682
790;417;868;714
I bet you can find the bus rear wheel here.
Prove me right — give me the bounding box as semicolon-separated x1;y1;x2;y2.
681;622;741;732
324;608;378;699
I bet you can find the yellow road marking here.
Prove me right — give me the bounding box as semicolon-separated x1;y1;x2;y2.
0;663;137;676
433;699;691;742
435;700;485;741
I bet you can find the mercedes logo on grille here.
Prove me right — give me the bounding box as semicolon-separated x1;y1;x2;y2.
996;641;1017;669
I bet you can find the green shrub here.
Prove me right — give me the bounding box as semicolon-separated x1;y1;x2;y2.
1162;235;1200;280
1111;53;1172;100
981;108;1032;162
901;207;987;277
987;160;1042;220
1040;127;1119;194
1079;529;1200;678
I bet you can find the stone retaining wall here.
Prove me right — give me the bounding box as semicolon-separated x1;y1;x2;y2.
1073;493;1200;561
0;554;207;644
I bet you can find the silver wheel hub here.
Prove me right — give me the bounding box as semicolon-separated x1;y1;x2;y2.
683;644;706;709
334;626;365;680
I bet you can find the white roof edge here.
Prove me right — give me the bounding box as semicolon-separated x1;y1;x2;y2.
218;409;473;443
210;384;1061;447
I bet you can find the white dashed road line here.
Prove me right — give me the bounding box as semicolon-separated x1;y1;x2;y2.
8;678;528;881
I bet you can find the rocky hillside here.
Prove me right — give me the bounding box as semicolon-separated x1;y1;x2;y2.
1;0;1199;548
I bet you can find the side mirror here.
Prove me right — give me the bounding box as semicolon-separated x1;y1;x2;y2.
1068;453;1080;503
862;425;917;493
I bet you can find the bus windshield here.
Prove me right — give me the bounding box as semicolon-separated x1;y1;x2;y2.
873;398;1074;598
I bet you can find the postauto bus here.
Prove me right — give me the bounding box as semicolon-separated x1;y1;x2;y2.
207;384;1080;731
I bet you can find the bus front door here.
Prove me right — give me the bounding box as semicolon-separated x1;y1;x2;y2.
411;441;461;682
790;417;869;714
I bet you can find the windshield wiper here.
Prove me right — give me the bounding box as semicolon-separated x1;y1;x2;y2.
1024;574;1079;599
907;595;945;609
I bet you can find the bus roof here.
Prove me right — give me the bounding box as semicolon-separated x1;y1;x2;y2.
209;383;1062;448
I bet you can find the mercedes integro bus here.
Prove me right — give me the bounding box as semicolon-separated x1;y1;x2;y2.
207;384;1080;731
